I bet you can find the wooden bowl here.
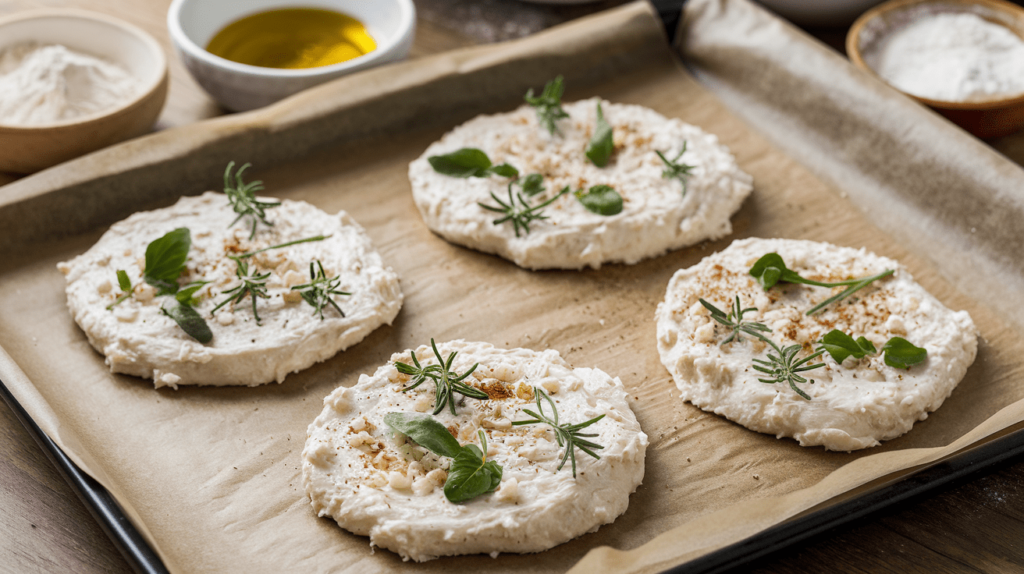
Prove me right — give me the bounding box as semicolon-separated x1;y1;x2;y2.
847;0;1024;139
0;10;168;173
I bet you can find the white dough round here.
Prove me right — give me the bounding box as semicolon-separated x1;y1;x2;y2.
408;99;753;269
58;192;403;388
302;340;648;561
655;238;978;451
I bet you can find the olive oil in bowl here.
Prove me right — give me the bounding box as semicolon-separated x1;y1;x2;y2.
206;8;376;69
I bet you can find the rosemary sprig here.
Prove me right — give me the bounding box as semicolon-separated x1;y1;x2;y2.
210;259;271;324
656;141;695;195
525;75;570;135
749;253;894;315
394;339;486;415
512;387;604;478
752;338;826;401
478;184;569;237
230;235;330;259
223;161;280;240
291;260;350;320
699;296;772;345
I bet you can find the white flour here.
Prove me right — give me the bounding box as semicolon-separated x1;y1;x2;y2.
869;12;1024;102
0;43;141;127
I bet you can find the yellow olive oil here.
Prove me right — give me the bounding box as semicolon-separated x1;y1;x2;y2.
206;8;376;69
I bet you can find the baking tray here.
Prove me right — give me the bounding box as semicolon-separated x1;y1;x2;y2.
4;1;1024;573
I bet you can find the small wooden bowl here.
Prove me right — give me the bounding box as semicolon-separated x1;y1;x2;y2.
847;0;1024;139
0;10;168;173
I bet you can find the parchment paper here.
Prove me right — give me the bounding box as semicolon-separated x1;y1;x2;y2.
1;2;1024;573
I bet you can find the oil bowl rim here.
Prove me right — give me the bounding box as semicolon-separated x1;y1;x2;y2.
166;0;416;79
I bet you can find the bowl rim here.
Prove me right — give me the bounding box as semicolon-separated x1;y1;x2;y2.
166;0;416;79
847;0;1024;110
0;8;169;131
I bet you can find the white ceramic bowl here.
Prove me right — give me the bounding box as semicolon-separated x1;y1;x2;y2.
167;0;416;112
0;10;168;173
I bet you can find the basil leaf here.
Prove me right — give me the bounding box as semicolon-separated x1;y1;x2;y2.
489;163;519;179
882;337;927;369
161;301;212;344
383;412;463;459
484;460;503;491
175;281;209;306
116;270;132;292
820;330;875;364
575;184;623;216
585;103;614;167
856;336;878;355
748;253;803;291
428;148;493;178
444;442;502;503
144;228;191;295
519;173;545;197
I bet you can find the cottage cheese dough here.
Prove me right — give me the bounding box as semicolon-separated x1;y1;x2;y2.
58;192;403;388
408;99;753;269
655;238;978;451
302;340;648;561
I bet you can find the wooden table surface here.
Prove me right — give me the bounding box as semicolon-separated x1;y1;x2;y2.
3;1;1024;572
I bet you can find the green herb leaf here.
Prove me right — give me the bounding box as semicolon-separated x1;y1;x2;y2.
427;148;520;179
116;270;132;292
160;301;212;344
752;340;825;401
512;387;604;477
699;296;772;345
428;148;493;178
489;163;519;179
291;260;350;320
107;270;134;310
656;141;696;196
524;75;570;135
143;228;191;295
443;431;503;503
518;173;545;197
882;337;928;369
231;235;330;259
857;336;878;356
224;162;280;240
479;185;568;237
175;281;209;306
820;330;877;364
574;184;622;216
748;253;895;315
210;259;271;325
393;339;485;415
585;103;614;167
748;253;805;290
383;412;462;459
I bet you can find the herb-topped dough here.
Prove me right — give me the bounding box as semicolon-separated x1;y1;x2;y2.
408;98;753;269
655;238;978;451
302;340;648;561
57;192;402;388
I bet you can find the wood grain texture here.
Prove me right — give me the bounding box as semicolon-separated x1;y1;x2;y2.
2;1;1024;573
